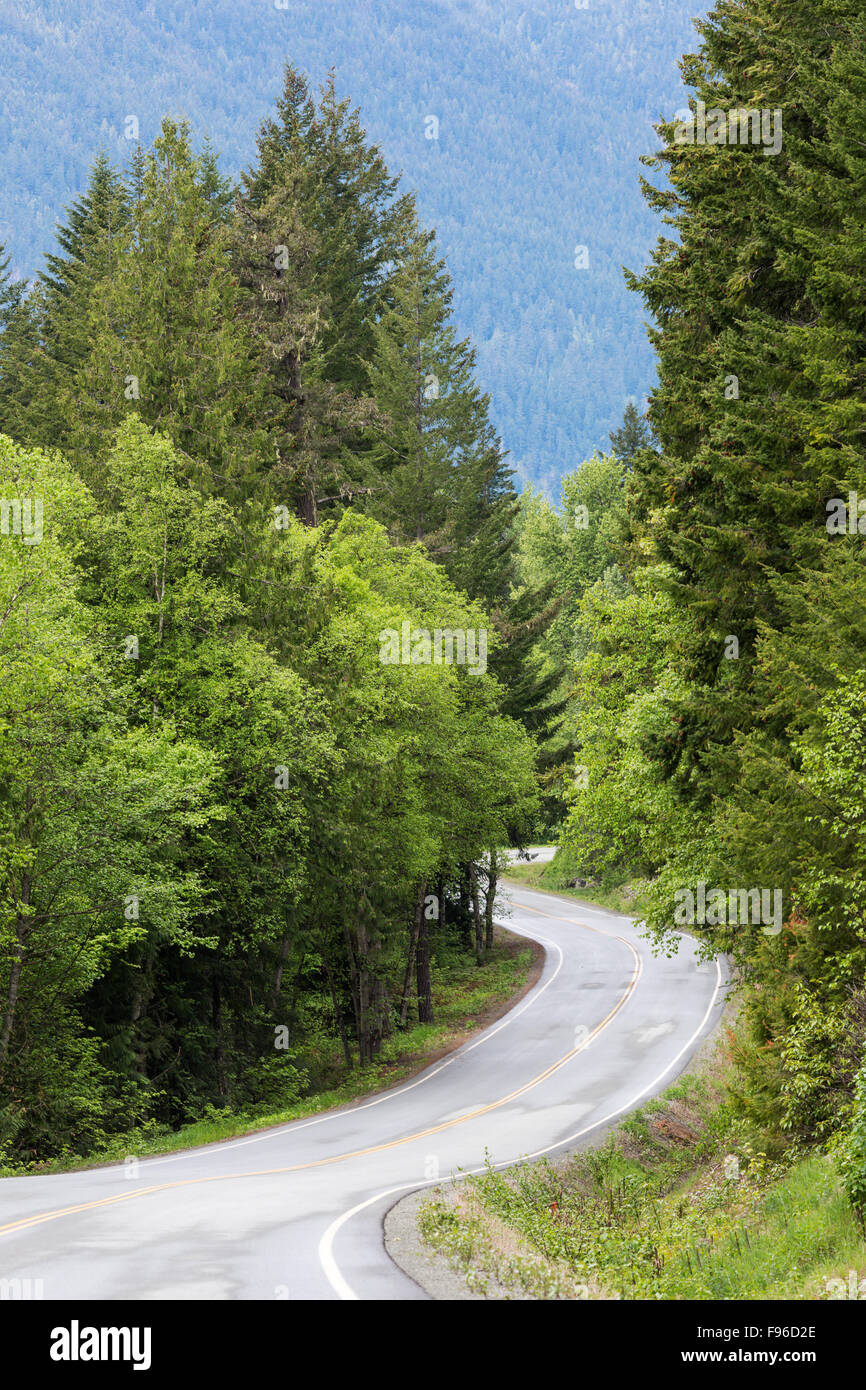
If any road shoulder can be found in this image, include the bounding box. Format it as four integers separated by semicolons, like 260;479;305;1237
383;955;736;1300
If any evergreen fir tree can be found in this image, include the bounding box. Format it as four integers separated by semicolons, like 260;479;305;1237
41;152;128;303
64;121;264;495
0;242;22;329
365;212;474;550
233;65;394;522
623;0;858;798
0;156;130;449
244;65;411;398
609;400;651;465
0;286;45;442
230;173;376;524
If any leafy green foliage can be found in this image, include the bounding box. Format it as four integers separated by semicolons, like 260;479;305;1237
839;1063;866;1223
0;71;547;1155
511;0;866;1177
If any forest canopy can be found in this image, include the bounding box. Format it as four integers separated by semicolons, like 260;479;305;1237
0;70;554;1163
512;0;866;1180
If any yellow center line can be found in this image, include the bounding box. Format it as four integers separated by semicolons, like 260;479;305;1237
0;906;640;1239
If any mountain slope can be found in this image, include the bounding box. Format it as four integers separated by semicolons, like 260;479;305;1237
0;0;704;487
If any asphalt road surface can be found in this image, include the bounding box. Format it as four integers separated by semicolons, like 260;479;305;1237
0;881;725;1300
503;844;557;864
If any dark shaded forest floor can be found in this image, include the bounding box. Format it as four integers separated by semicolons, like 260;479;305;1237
2;928;542;1177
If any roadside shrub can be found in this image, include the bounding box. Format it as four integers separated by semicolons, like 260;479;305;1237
838;1061;866;1228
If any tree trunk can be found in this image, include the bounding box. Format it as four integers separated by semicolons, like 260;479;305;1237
399;885;425;1026
0;920;24;1070
484;850;498;952
270;933;292;1010
469;861;483;963
129;945;155;1081
1;839;31;1071
348;893;386;1065
416;889;434;1024
458;868;473;952
212;974;231;1103
296;484;317;528
321;948;352;1070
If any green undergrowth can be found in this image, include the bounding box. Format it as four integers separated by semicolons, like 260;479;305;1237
1;933;536;1177
503;850;651;918
419;1053;866;1300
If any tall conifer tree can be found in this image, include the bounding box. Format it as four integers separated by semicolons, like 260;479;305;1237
64;121;262;495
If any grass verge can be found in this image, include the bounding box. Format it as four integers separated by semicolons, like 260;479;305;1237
418;1039;866;1300
1;928;541;1176
503;860;651;917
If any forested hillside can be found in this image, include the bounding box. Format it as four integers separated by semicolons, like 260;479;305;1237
0;0;703;488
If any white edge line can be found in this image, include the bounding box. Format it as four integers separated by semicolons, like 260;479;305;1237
115;883;634;1170
318;956;724;1300
123;923;566;1170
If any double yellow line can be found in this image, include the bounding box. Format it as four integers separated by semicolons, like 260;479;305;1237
0;903;639;1239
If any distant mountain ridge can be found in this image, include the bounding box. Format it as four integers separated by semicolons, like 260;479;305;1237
0;0;705;488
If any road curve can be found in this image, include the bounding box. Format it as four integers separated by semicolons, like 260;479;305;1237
0;882;725;1301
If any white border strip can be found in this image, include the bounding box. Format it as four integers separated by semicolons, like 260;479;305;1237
319;956;723;1299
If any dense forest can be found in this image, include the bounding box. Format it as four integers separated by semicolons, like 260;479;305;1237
3;0;866;1246
509;0;866;1218
0;0;703;490
0;73;565;1163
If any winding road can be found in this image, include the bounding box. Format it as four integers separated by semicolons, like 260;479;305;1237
0;877;725;1300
